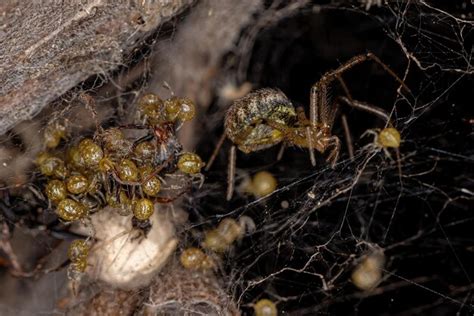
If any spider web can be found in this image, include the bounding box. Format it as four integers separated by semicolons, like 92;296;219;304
0;1;473;315
196;1;474;315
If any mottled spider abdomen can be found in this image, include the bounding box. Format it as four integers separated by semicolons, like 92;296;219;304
224;88;297;153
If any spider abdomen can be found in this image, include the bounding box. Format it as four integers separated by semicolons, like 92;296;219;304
224;88;297;153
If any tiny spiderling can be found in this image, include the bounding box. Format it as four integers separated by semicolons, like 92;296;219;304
66;175;89;194
179;247;214;270
56;198;88;221
253;298;278;316
245;171;278;198
178;152;205;174
202;217;255;253
43;120;67;149
117;159;139;182
78;138;104;167
164;97;196;122
351;250;385;291
141;175;161;197
133;198;155;221
68;239;89;262
378;127;401;148
67;239;90;280
45;179;67;203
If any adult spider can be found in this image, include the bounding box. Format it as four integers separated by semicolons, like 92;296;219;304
206;53;410;200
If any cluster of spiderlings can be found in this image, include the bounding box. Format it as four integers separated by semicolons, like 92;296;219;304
67;239;89;280
36;93;205;224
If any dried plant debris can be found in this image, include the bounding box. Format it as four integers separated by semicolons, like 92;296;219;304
140;260;240;316
0;0;193;135
64;285;143;315
66;260;240;315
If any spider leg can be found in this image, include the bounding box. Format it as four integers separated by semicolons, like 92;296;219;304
326;53;410;94
205;131;227;171
306;126;316;166
361;129;380;141
310;52;409;129
49;228;89;241
297;106;316;166
226;145;237;201
310;77;337;132
131;133;154;150
336;74;353;99
335;75;356;159
276;142;286;161
153;189;189;203
383;147;394;160
341;114;354;159
117;124;150;130
309;81;338;165
325;136;341;168
332;75;391;159
337;96;391;125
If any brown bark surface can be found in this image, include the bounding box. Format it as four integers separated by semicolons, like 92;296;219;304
0;0;192;135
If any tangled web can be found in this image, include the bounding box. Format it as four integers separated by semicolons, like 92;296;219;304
0;1;472;315
196;1;474;315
